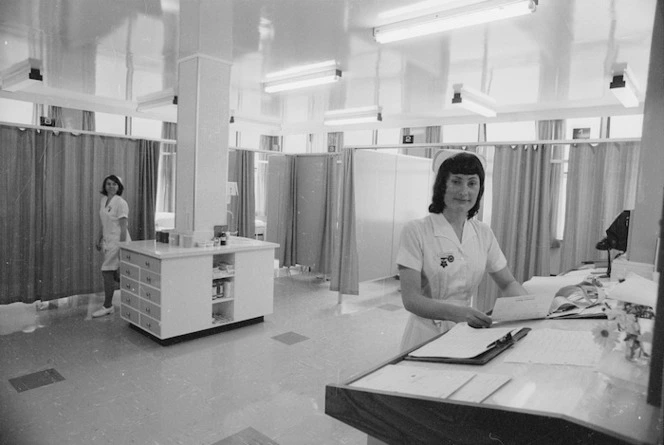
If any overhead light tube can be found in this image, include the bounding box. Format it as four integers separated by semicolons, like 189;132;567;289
451;84;497;118
0;58;43;92
374;0;537;44
324;105;383;126
263;60;342;93
610;65;640;108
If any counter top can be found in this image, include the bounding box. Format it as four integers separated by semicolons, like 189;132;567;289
326;318;662;444
121;237;279;259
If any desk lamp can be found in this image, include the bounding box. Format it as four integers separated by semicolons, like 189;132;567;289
595;210;631;278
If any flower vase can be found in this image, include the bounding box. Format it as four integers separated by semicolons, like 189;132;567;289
624;337;643;362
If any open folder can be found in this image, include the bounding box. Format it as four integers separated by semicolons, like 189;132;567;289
404;323;531;365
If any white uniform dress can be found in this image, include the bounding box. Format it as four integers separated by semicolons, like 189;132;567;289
396;212;507;351
99;195;131;271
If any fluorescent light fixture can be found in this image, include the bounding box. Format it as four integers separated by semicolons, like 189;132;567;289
0;58;43;92
324;105;382;126
610;65;640;108
374;0;537;44
451;84;497;117
136;88;178;111
263;60;342;93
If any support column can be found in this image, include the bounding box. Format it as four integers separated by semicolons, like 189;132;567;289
175;0;232;243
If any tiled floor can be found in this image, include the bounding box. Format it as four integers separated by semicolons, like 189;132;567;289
0;274;407;445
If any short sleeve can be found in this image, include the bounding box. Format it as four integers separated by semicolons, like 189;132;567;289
485;229;507;273
116;198;129;219
396;221;423;271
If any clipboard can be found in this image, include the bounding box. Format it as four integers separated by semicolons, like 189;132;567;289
404;327;531;365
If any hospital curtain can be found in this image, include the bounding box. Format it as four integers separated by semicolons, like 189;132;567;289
330;148;359;296
136;139;160;240
0;124;159;304
48;106;63;127
317;156;339;275
559;142;640;273
228;150;255;238
266;155;297;267
482;144;552;310
0;126;40;304
82;110;95;132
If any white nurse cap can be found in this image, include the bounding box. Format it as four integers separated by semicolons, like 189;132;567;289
432;149;487;173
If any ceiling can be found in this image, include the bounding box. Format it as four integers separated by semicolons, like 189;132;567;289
0;0;657;133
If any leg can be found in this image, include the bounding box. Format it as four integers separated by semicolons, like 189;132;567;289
102;270;116;308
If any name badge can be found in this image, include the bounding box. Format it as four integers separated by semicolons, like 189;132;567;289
439;252;455;268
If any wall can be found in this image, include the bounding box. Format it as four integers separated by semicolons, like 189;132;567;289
629;2;664;265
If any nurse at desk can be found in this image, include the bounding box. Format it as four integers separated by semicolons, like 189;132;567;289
397;150;528;352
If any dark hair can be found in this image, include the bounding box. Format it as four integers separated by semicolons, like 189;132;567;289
100;175;125;196
428;152;485;218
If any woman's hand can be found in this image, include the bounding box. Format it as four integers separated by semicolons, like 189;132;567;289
454;306;492;328
95;238;103;252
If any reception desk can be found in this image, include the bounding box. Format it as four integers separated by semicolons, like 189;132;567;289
325;319;661;444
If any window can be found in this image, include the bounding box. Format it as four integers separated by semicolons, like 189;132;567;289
0;98;32;125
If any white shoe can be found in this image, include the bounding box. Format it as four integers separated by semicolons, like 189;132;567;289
92;306;115;318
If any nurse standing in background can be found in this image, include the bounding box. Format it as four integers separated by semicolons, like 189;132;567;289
397;150;527;351
93;174;131;318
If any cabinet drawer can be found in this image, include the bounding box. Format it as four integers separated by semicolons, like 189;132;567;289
139;284;161;305
140;255;160;274
120;250;144;266
119;262;140;281
120;290;139;309
141;270;161;289
120;276;139;294
121;304;139;324
139;314;161;337
139;299;161;320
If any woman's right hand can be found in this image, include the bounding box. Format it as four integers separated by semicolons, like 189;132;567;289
95;239;103;252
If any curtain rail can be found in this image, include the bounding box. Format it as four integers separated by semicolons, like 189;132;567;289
349;137;641;150
0;120;177;144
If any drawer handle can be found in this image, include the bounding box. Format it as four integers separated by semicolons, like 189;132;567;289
125;297;130;303
125;284;130;289
146;292;151;298
145;261;151;267
146;322;151;328
124;312;130;318
146;277;151;283
125;270;131;275
145;307;150;313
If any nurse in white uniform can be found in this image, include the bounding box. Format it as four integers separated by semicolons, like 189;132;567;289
93;174;131;318
397;150;528;351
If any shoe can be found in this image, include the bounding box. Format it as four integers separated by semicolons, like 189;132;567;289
92;306;115;318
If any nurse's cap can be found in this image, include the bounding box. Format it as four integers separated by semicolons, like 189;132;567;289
432;149;487;174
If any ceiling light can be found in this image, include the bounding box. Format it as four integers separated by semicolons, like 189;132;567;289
374;0;537;44
0;58;43;92
610;65;640;108
136;88;178;111
324;106;382;126
263;60;342;93
451;84;496;117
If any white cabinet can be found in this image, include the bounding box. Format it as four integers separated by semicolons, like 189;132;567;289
119;237;277;340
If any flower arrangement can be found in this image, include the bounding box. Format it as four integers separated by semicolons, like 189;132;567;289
592;302;655;362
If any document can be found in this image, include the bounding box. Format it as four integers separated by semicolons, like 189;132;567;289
408;323;523;359
491;294;554;322
350;364;475;399
504;328;602;367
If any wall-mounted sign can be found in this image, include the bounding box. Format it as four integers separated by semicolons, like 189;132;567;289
573;128;590;139
328;145;336;153
402;135;414;144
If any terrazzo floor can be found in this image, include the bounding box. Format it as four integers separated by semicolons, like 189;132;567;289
0;273;407;445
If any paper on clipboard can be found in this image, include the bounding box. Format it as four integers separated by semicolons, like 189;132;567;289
408;323;520;359
491;294;554;322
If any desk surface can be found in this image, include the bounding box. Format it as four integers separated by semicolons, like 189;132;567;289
325;319;662;445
